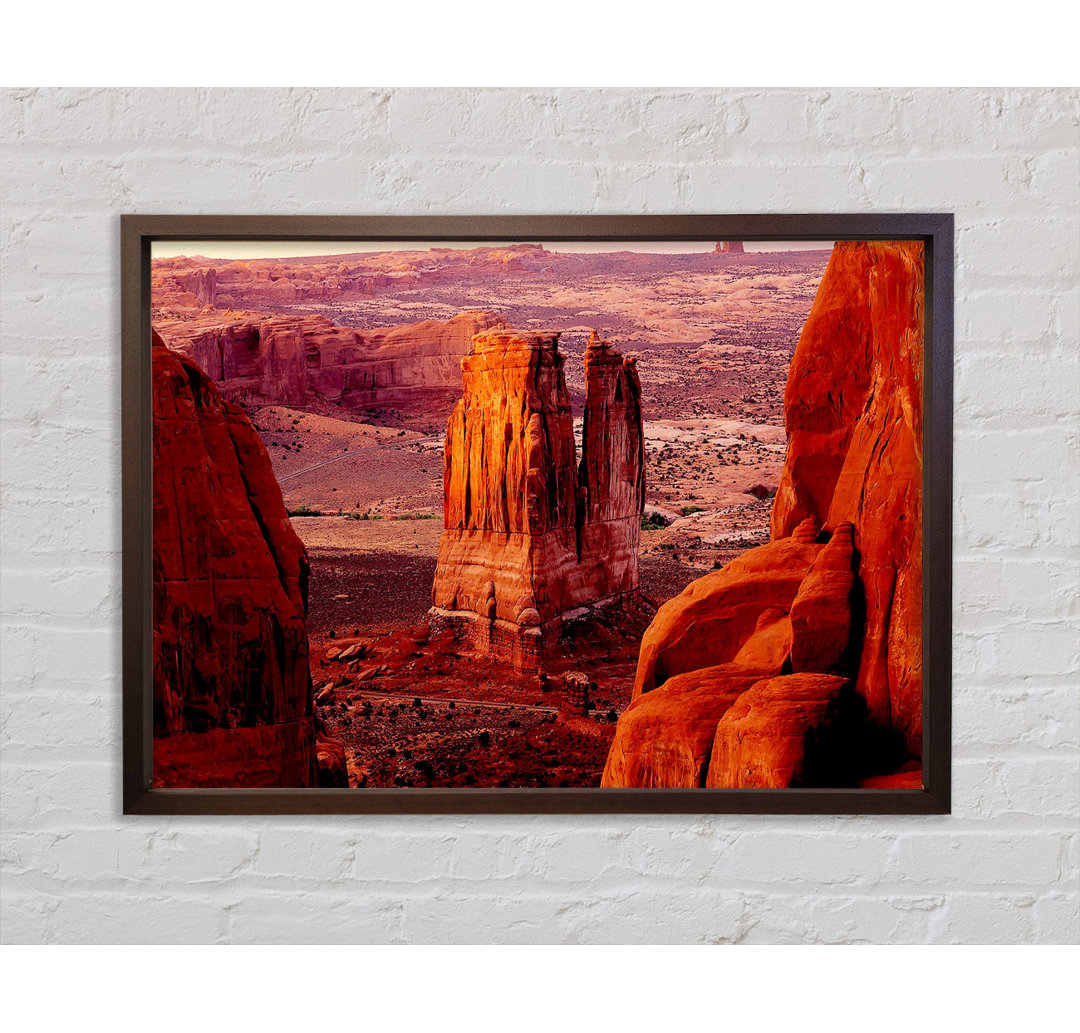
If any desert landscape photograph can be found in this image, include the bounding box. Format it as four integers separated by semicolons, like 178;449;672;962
150;236;924;792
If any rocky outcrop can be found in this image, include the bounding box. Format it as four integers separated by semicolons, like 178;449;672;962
153;309;507;409
431;329;645;668
705;674;853;787
603;240;923;788
770;240;924;751
713;241;745;254
152;332;343;787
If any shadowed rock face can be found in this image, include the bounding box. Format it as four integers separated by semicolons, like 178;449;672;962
152;333;344;787
771;240;923;751
603;240;923;788
431;329;645;665
154;309;507;408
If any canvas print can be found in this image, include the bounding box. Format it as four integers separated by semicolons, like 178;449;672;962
150;237;924;791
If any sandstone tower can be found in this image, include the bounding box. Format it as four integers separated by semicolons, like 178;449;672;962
431;328;645;669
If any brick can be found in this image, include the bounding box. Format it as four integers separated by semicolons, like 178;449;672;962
1;85;1078;946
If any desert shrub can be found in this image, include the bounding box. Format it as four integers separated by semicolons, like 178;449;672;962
477;731;491;748
641;515;667;531
288;504;323;517
606;709;618;722
680;504;705;516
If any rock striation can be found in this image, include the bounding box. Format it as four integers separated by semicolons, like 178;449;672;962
603;240;923;788
152;332;344;787
431;329;645;669
153;309;507;409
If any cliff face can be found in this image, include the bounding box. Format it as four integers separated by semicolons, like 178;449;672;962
603;240;923;788
431;329;644;666
152;333;344;787
153;309;507;409
771;240;924;751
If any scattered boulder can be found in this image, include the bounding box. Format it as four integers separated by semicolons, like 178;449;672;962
316;738;348;788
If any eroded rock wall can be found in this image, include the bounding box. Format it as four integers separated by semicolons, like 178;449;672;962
154;309;506;408
152;332;344;787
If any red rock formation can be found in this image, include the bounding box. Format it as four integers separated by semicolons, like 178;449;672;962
630;516;821;699
788;521;858;674
714;241;745;254
153;309;507;409
771;241;924;750
431;328;644;668
152;332;343;787
601;665;763;788
603;240;923;788
705;674;851;788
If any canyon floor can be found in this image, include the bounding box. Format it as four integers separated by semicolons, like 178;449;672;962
154;245;830;787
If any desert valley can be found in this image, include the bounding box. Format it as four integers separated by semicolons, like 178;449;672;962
151;239;924;791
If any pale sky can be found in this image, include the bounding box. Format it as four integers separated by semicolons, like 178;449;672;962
151;240;834;260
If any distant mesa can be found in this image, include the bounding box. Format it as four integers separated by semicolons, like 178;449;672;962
153;309;507;409
430;328;645;670
714;240;745;254
602;240;924;789
151;332;345;787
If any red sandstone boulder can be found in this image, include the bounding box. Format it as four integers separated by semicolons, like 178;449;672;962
601;665;763;788
316;738;348;788
152;333;320;788
705;673;850;788
631;517;821;699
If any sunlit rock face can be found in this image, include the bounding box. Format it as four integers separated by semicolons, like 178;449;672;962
431;329;645;669
152;333;344;787
603;240;923;787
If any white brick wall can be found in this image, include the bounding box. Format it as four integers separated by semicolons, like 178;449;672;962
1;87;1077;944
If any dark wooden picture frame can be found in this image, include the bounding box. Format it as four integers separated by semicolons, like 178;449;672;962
122;214;953;815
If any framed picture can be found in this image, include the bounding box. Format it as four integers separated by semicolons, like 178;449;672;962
122;214;952;814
